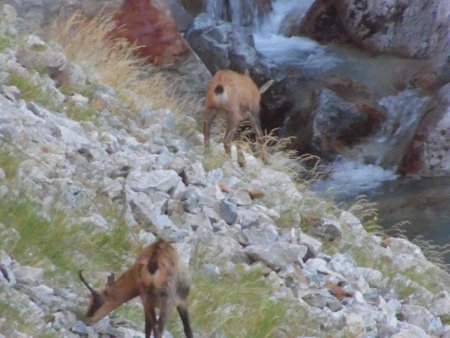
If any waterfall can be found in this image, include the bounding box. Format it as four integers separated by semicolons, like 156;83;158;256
204;0;315;32
205;0;258;27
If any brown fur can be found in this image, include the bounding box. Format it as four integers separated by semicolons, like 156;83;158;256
204;69;270;167
80;240;192;338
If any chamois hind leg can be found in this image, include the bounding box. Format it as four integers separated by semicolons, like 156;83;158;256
247;109;268;164
224;110;246;166
203;109;218;154
156;298;175;338
141;293;157;338
177;301;193;338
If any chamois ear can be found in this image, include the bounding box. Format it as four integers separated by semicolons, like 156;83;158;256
107;273;115;286
244;68;250;76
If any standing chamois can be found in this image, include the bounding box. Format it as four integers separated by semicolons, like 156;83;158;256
204;69;273;167
79;239;193;338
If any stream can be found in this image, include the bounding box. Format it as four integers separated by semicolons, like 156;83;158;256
205;0;450;264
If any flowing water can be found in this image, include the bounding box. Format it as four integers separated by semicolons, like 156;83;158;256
204;0;450;264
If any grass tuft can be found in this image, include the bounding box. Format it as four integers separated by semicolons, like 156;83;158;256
0;195;133;283
7;72;59;110
181;268;285;337
0;146;21;179
49;11;200;117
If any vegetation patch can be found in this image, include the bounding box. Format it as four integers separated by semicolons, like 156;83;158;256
170;267;318;337
0;146;21;180
65;102;99;122
7;72;59;110
0;196;133;284
0;36;11;52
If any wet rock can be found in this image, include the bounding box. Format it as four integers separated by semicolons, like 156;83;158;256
310;88;385;159
300;0;450;58
185;13;257;74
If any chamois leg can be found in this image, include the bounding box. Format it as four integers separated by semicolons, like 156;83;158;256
224;111;244;165
177;302;193;338
142;294;157;338
156;299;174;338
235;130;246;168
247;110;268;164
203;109;218;154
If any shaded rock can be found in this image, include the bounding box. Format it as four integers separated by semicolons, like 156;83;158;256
242;223;279;245
220;198;238;225
391;324;430;338
430;290;450;318
310;218;342;242
183;162;207;186
12;265;44;285
198;234;248;265
112;0;189;66
185;13;256;74
243;242;307;270
236;208;260;228
126;169;183;195
303;290;343;312
400;304;443;336
54;62;87;89
310;88;385;159
16;36;68;73
401;82;450;176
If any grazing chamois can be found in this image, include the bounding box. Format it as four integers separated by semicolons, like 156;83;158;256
79;240;193;338
204;69;273;167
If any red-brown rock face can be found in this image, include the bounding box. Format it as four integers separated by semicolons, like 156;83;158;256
112;0;189;66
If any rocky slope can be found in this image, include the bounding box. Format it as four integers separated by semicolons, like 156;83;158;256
1;4;450;338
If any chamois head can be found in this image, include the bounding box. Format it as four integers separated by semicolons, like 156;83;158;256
79;270;122;323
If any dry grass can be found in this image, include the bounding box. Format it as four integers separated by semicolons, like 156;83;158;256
49;11;199;116
238;129;325;184
347;195;382;234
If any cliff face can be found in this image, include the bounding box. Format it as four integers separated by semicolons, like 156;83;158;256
1;3;450;338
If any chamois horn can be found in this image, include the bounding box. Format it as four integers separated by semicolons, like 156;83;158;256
79;269;100;296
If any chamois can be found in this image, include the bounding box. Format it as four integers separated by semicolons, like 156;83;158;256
79;239;193;338
204;69;273;167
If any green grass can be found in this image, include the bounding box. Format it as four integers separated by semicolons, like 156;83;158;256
7;72;60;111
0;146;21;179
66;102;99;122
169;267;318;338
0;292;57;337
0;196;133;283
0;36;11;53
